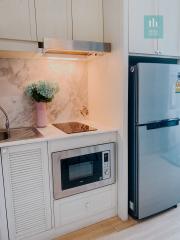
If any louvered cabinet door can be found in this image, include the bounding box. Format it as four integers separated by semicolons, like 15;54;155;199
0;155;9;240
1;142;52;240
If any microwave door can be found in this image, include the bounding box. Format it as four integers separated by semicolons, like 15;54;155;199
60;153;103;191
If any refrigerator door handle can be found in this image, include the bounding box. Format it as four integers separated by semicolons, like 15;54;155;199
146;119;180;130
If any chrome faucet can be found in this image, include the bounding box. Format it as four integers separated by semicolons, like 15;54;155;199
0;105;10;136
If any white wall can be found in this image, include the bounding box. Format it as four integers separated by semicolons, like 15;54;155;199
88;0;129;220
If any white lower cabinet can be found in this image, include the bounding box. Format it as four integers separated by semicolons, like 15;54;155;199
1;142;52;240
0;155;9;240
54;185;117;229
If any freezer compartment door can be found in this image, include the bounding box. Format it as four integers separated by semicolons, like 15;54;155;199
138;63;180;124
138;123;180;219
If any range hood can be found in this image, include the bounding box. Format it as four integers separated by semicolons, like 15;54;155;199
39;38;111;59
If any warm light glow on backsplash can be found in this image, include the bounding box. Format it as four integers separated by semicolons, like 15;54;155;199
47;56;81;61
0;58;88;128
44;53;87;61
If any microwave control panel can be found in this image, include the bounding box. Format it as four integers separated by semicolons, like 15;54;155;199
102;151;111;179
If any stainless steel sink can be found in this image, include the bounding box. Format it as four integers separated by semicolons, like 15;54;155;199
0;130;9;141
0;127;42;143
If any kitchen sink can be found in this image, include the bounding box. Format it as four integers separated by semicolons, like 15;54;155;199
0;130;9;141
0;127;42;143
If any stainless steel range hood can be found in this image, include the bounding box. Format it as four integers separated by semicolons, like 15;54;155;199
39;38;111;58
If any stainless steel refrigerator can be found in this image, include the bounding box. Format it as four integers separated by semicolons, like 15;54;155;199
128;63;180;219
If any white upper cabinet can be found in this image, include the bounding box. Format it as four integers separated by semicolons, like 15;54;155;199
0;0;104;44
35;0;72;42
0;0;36;41
158;0;180;57
1;142;52;240
129;0;158;55
129;0;180;57
72;0;104;42
36;0;104;42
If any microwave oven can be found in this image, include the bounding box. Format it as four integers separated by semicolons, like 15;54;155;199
52;143;116;199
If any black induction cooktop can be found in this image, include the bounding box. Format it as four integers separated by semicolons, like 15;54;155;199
53;122;97;134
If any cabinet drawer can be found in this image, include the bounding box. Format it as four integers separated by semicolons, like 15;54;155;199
55;198;87;226
89;188;115;216
54;185;116;227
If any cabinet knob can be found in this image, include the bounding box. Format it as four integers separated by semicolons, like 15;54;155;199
2;148;7;154
85;202;90;209
156;50;162;55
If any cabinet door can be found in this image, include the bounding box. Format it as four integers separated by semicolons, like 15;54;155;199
72;0;103;42
129;0;158;55
35;0;72;41
158;0;180;57
1;142;52;240
0;0;36;41
0;155;9;240
54;185;116;228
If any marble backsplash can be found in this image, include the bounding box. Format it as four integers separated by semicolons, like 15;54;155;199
0;58;88;128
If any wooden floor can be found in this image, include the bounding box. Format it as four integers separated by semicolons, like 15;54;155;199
100;207;180;240
54;217;137;240
55;207;180;240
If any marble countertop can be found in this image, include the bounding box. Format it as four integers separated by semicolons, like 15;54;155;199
0;121;118;148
